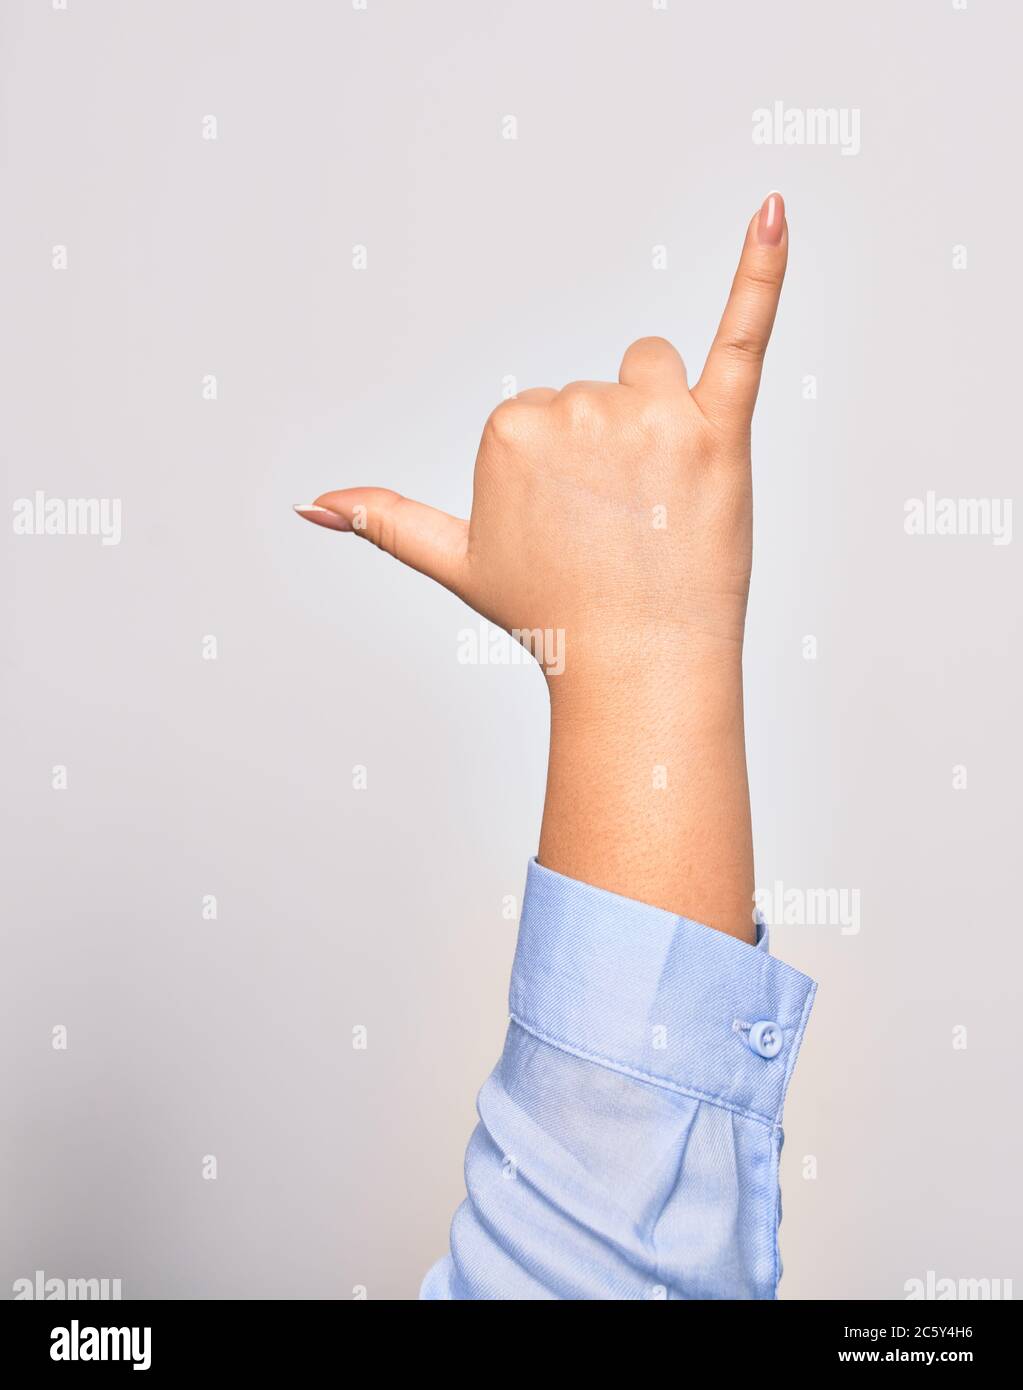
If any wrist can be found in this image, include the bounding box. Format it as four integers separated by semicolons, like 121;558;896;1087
538;643;754;942
546;626;745;730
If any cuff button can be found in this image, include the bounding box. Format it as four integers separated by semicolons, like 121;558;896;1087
748;1020;783;1059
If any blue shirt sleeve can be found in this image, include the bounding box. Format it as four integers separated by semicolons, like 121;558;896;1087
421;859;817;1300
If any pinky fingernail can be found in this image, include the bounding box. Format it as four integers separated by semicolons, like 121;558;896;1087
757;191;785;246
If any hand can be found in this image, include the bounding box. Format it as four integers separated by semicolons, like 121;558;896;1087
297;193;788;939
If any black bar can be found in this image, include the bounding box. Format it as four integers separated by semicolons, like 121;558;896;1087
2;1298;1008;1378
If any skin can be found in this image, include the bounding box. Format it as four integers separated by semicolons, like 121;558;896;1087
297;193;788;943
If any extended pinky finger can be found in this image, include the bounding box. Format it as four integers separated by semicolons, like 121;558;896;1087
692;192;788;431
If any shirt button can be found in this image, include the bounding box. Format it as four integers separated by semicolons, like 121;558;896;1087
748;1020;783;1058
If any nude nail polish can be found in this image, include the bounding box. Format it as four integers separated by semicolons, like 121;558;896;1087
293;504;353;532
757;191;785;246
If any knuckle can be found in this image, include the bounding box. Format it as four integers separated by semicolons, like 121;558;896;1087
378;515;397;556
375;499;403;554
740;266;783;293
485;400;530;445
361;505;389;553
722;332;766;365
557;383;603;427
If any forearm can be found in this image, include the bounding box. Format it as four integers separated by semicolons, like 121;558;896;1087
539;641;755;942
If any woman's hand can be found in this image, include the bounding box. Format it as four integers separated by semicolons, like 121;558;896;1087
297;192;788;939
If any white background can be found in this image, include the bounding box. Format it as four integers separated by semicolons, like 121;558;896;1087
2;0;1020;1299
